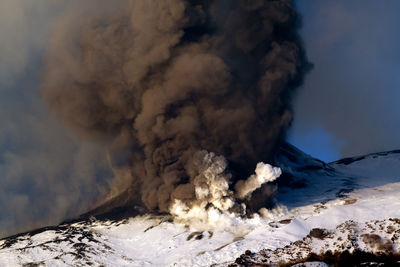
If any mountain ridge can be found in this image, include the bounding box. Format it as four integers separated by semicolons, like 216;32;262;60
1;142;400;266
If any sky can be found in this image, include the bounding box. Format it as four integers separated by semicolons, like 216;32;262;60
290;0;400;162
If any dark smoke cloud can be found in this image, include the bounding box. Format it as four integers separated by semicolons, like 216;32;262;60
42;0;309;214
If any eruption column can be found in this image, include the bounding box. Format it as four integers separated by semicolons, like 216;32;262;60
41;0;310;220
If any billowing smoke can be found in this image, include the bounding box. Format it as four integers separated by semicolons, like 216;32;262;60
41;0;309;224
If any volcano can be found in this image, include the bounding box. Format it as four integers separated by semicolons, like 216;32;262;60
1;143;400;266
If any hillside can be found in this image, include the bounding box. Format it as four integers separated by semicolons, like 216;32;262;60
1;144;400;266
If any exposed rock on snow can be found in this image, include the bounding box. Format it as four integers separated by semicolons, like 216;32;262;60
231;218;400;266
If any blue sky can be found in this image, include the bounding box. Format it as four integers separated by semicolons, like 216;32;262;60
289;0;400;162
288;126;344;163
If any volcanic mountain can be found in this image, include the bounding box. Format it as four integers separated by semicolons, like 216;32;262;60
1;143;400;266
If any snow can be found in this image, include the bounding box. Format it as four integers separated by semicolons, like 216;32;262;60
0;150;400;266
293;263;328;267
332;151;400;188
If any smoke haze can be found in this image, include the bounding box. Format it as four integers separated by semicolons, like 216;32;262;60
291;0;400;159
0;0;115;238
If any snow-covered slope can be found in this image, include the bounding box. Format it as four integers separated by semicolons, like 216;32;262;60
1;145;400;266
275;143;400;209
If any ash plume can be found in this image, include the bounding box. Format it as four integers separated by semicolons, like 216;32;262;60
41;0;310;218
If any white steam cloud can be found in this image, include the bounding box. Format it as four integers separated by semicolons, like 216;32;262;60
170;151;281;232
236;163;282;199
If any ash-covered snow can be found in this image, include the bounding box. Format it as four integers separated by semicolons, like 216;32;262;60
1;147;400;266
